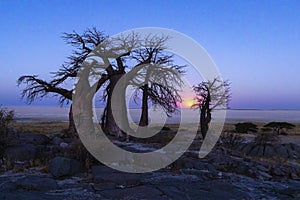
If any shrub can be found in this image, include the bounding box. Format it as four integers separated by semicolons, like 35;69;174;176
0;107;14;157
0;107;14;136
254;132;279;144
220;132;245;149
161;126;171;131
235;122;258;133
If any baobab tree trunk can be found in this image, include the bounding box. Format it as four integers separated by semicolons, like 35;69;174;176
72;64;96;139
72;95;95;137
139;84;149;126
200;107;211;139
104;74;130;138
66;104;77;138
200;92;211;139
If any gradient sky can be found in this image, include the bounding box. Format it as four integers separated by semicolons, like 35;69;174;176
0;0;299;109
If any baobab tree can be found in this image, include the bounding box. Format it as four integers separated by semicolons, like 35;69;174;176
192;77;231;139
127;37;185;126
18;27;187;139
18;28;136;138
18;28;106;138
96;34;185;136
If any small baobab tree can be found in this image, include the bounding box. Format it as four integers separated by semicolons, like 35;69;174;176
192;77;231;139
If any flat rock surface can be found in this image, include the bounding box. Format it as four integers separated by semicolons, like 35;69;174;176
1;135;300;199
16;175;58;190
1;165;300;200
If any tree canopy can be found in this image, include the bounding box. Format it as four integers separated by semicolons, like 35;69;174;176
192;77;231;139
18;27;185;139
264;122;295;135
235;122;258;133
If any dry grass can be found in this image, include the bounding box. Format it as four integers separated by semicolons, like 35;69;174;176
164;123;300;135
7;121;300;137
292;124;300;135
10;121;68;135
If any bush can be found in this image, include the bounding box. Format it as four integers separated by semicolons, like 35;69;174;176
235;122;258;133
220;132;245;149
254;132;279;144
0;107;14;157
161;126;171;131
0;107;14;136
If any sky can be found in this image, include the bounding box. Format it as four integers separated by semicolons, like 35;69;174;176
0;0;299;109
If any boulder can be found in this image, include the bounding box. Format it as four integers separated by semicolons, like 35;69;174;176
291;173;300;180
184;160;194;169
241;143;254;154
235;143;247;151
193;161;206;170
50;156;82;178
257;171;272;180
63;138;73;143
272;168;286;176
274;145;289;159
248;145;261;156
238;143;300;160
286;143;300;158
19;133;49;145
256;164;269;172
232;164;249;175
48;133;62;140
205;163;218;174
293;144;300;158
173;159;185;169
263;145;275;158
3;144;37;161
59;142;69;148
52;137;64;145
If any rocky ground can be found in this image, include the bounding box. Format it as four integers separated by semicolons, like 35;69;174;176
1;128;300;199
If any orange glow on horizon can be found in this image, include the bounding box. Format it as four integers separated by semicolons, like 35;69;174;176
183;99;195;108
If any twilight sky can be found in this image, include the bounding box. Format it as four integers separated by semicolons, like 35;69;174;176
0;0;299;109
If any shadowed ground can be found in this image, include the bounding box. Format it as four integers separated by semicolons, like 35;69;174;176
0;121;300;199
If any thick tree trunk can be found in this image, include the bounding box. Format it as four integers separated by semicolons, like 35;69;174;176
200;108;208;139
200;91;212;139
72;96;95;138
104;74;130;138
72;68;95;139
66;104;77;138
200;105;211;139
139;84;149;126
100;106;107;131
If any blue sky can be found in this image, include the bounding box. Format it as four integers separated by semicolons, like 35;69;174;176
0;0;299;109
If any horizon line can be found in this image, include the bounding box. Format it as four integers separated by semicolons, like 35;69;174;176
3;105;300;111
